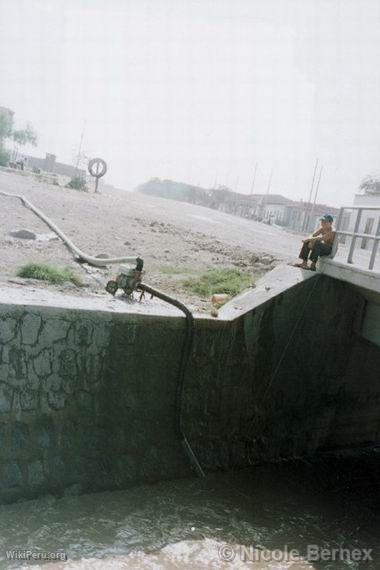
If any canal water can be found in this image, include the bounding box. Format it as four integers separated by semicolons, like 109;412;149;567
0;450;378;569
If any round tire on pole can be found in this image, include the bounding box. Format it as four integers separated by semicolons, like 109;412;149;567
88;158;107;192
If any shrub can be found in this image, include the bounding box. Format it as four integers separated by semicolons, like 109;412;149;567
0;145;10;167
66;176;87;191
182;268;252;298
17;263;83;286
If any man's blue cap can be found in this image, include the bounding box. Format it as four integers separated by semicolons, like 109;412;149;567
320;214;334;223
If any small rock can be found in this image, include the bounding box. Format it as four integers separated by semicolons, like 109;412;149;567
260;256;273;265
10;229;37;240
95;253;110;259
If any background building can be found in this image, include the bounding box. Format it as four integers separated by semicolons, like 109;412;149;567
137;179;339;233
352;183;380;250
25;152;86;185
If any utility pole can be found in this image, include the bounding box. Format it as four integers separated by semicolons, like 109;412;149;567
266;168;273;198
263;168;273;221
250;161;258;194
74;121;86;178
302;158;319;232
309;165;324;228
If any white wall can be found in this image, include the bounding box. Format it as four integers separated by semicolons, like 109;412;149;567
262;204;287;224
352;193;380;250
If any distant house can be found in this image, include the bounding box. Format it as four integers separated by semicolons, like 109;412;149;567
353;182;380;250
284;201;340;234
136;178;339;234
250;194;294;225
25;152;86;184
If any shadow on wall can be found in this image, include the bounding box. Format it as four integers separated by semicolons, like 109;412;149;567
0;274;379;503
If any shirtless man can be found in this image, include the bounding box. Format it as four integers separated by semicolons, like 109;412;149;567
296;214;335;271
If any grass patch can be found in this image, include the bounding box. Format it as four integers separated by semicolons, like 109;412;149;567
17;263;83;287
182;268;252;298
159;264;189;275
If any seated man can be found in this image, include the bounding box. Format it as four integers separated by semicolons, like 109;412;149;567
296;214;335;271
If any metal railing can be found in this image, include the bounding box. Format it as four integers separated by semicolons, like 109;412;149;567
334;206;380;270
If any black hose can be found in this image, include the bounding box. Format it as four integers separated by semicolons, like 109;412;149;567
137;283;205;478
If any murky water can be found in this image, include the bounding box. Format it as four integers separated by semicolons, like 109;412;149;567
0;451;378;569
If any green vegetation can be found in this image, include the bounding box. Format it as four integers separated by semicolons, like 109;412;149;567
159;264;189;275
182;268;252;298
0;146;10;167
0;109;37;166
360;175;380;194
17;263;83;287
66;176;88;191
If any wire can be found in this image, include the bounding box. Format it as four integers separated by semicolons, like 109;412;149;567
262;275;320;401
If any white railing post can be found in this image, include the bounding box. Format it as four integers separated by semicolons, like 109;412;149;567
369;217;380;270
347;208;362;264
335;207;344;231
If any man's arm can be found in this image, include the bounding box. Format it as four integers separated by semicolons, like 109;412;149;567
303;228;322;243
320;230;335;246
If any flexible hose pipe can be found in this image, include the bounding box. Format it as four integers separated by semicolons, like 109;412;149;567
137;283;205;478
0;190;138;267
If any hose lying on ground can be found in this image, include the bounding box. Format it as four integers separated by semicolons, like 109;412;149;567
0;190;138;267
137;283;206;479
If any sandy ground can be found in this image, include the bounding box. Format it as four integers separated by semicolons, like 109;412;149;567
0;169;303;312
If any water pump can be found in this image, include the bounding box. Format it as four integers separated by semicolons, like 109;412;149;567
105;257;144;297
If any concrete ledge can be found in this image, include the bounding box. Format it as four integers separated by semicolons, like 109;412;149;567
318;258;380;294
219;264;316;320
0;265;316;324
0;284;187;319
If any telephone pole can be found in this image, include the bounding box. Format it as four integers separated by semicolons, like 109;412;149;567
266;167;273;198
250;161;258;194
74;120;86;178
309;165;324;226
302;158;319;232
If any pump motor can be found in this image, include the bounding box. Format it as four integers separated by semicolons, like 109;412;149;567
105;257;144;297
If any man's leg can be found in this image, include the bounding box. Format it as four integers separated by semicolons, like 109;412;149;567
309;242;332;269
297;242;311;267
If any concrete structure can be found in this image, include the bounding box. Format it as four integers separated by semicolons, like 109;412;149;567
352;186;380;251
0;265;378;504
248;194;293;225
324;205;380;271
284;201;340;233
24;153;86;185
319;203;380;342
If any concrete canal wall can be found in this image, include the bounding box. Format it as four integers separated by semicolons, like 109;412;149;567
0;268;379;503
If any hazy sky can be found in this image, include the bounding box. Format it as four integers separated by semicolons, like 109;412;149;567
1;0;380;206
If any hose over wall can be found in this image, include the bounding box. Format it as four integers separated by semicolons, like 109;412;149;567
0;190;137;267
137;282;205;478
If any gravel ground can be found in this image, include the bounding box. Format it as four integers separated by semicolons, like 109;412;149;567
0;169;302;312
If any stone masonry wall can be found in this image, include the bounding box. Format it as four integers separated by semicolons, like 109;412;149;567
0;275;379;503
184;276;380;470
